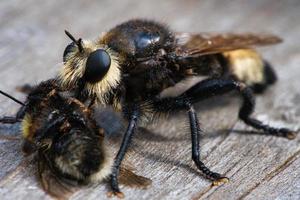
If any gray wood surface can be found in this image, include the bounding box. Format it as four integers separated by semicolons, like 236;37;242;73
0;0;300;199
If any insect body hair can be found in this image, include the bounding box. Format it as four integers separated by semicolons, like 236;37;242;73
59;39;121;104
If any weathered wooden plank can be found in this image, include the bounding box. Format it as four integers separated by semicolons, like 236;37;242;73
0;0;299;200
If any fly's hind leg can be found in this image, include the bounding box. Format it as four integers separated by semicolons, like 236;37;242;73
151;78;296;187
182;78;296;139
238;85;296;139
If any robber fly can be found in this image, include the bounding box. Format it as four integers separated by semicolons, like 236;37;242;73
59;19;296;197
0;79;151;199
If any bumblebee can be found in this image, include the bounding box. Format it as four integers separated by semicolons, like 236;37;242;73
59;19;297;197
0;80;150;199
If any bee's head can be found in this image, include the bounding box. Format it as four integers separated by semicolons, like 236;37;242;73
60;31;120;103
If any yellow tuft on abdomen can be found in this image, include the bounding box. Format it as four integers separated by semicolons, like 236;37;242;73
21;114;33;139
223;49;264;85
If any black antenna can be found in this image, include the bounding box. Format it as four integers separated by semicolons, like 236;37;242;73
64;30;84;52
0;90;25;106
77;38;83;52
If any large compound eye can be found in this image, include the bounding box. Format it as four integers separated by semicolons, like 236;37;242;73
63;42;76;62
84;49;111;83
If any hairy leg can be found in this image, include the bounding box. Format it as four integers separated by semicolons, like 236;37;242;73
187;102;229;185
154;78;295;139
108;108;139;198
150;78;295;184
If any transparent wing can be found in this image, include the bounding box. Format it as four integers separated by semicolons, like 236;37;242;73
175;32;282;56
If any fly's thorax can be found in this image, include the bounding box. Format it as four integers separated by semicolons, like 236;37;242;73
100;19;175;64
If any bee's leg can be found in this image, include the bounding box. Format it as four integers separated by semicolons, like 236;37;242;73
187;102;229;185
182;79;296;139
0;88;26;124
0;116;21;124
0;105;26;124
108;109;139;198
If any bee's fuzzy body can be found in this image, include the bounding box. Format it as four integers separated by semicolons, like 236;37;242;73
16;79;113;197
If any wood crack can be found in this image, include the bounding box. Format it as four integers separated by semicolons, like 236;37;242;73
239;148;300;199
0;135;20;141
0;157;33;187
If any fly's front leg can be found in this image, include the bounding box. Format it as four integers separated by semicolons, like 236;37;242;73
108;108;139;198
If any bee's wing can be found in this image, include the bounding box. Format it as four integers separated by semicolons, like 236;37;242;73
175;32;282;56
119;166;152;189
38;157;78;200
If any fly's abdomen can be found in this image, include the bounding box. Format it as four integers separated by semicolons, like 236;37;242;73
174;49;277;93
223;49;277;93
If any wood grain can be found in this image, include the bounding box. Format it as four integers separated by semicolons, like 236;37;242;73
0;0;300;200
